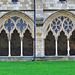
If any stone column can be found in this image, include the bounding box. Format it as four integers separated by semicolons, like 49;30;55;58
8;34;11;57
55;38;58;56
67;38;70;56
8;40;11;57
20;37;23;57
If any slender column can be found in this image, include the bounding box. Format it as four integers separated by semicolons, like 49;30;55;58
67;38;70;56
20;37;23;56
8;34;11;57
8;40;11;56
55;38;58;56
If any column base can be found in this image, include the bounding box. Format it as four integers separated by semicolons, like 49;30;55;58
8;55;11;57
20;55;23;57
67;54;70;56
55;54;58;56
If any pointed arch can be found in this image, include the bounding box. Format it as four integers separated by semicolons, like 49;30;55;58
23;29;33;56
58;31;67;55
0;10;34;38
43;10;75;39
70;30;75;55
0;30;8;56
11;29;21;56
44;10;75;26
45;31;55;56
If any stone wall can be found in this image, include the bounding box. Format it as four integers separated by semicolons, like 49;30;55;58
0;0;75;21
0;0;34;10
0;0;75;58
43;0;75;9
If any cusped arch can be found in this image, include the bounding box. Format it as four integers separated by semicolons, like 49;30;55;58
0;10;34;38
43;10;75;39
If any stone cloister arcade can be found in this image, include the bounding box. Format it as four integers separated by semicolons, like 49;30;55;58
43;11;75;57
0;10;75;60
0;11;34;57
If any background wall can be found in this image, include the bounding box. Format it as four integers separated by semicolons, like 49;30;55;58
0;0;75;57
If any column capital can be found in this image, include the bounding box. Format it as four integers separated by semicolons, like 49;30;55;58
67;37;70;40
55;37;58;41
8;34;11;41
20;37;23;40
67;38;69;40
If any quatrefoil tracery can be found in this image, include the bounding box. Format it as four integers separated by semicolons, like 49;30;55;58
46;16;73;36
4;19;14;33
63;18;73;34
16;19;27;33
51;18;61;33
1;17;32;35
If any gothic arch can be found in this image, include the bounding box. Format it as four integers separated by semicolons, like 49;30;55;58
45;31;55;56
0;30;8;56
0;11;34;57
58;31;67;55
23;29;33;56
11;29;21;56
0;10;34;39
70;30;75;55
43;10;75;39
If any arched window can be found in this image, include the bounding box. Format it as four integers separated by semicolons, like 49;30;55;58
12;0;18;3
11;30;20;56
70;31;75;55
0;30;8;56
58;31;67;55
59;0;66;1
23;30;33;56
45;31;55;56
59;0;66;3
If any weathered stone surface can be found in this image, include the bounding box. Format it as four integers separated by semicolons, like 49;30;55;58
0;0;75;61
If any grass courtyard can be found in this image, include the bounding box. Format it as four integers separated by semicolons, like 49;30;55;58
0;61;75;75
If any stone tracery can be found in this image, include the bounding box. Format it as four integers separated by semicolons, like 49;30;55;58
63;18;73;34
44;16;74;56
0;13;34;57
16;19;27;33
0;16;33;38
4;19;14;33
51;18;61;34
46;16;74;38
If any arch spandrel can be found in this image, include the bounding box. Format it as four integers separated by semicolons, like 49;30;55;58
0;11;34;39
44;10;75;26
0;25;3;33
43;10;75;39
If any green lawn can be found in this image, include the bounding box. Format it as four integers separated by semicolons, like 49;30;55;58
0;61;75;75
